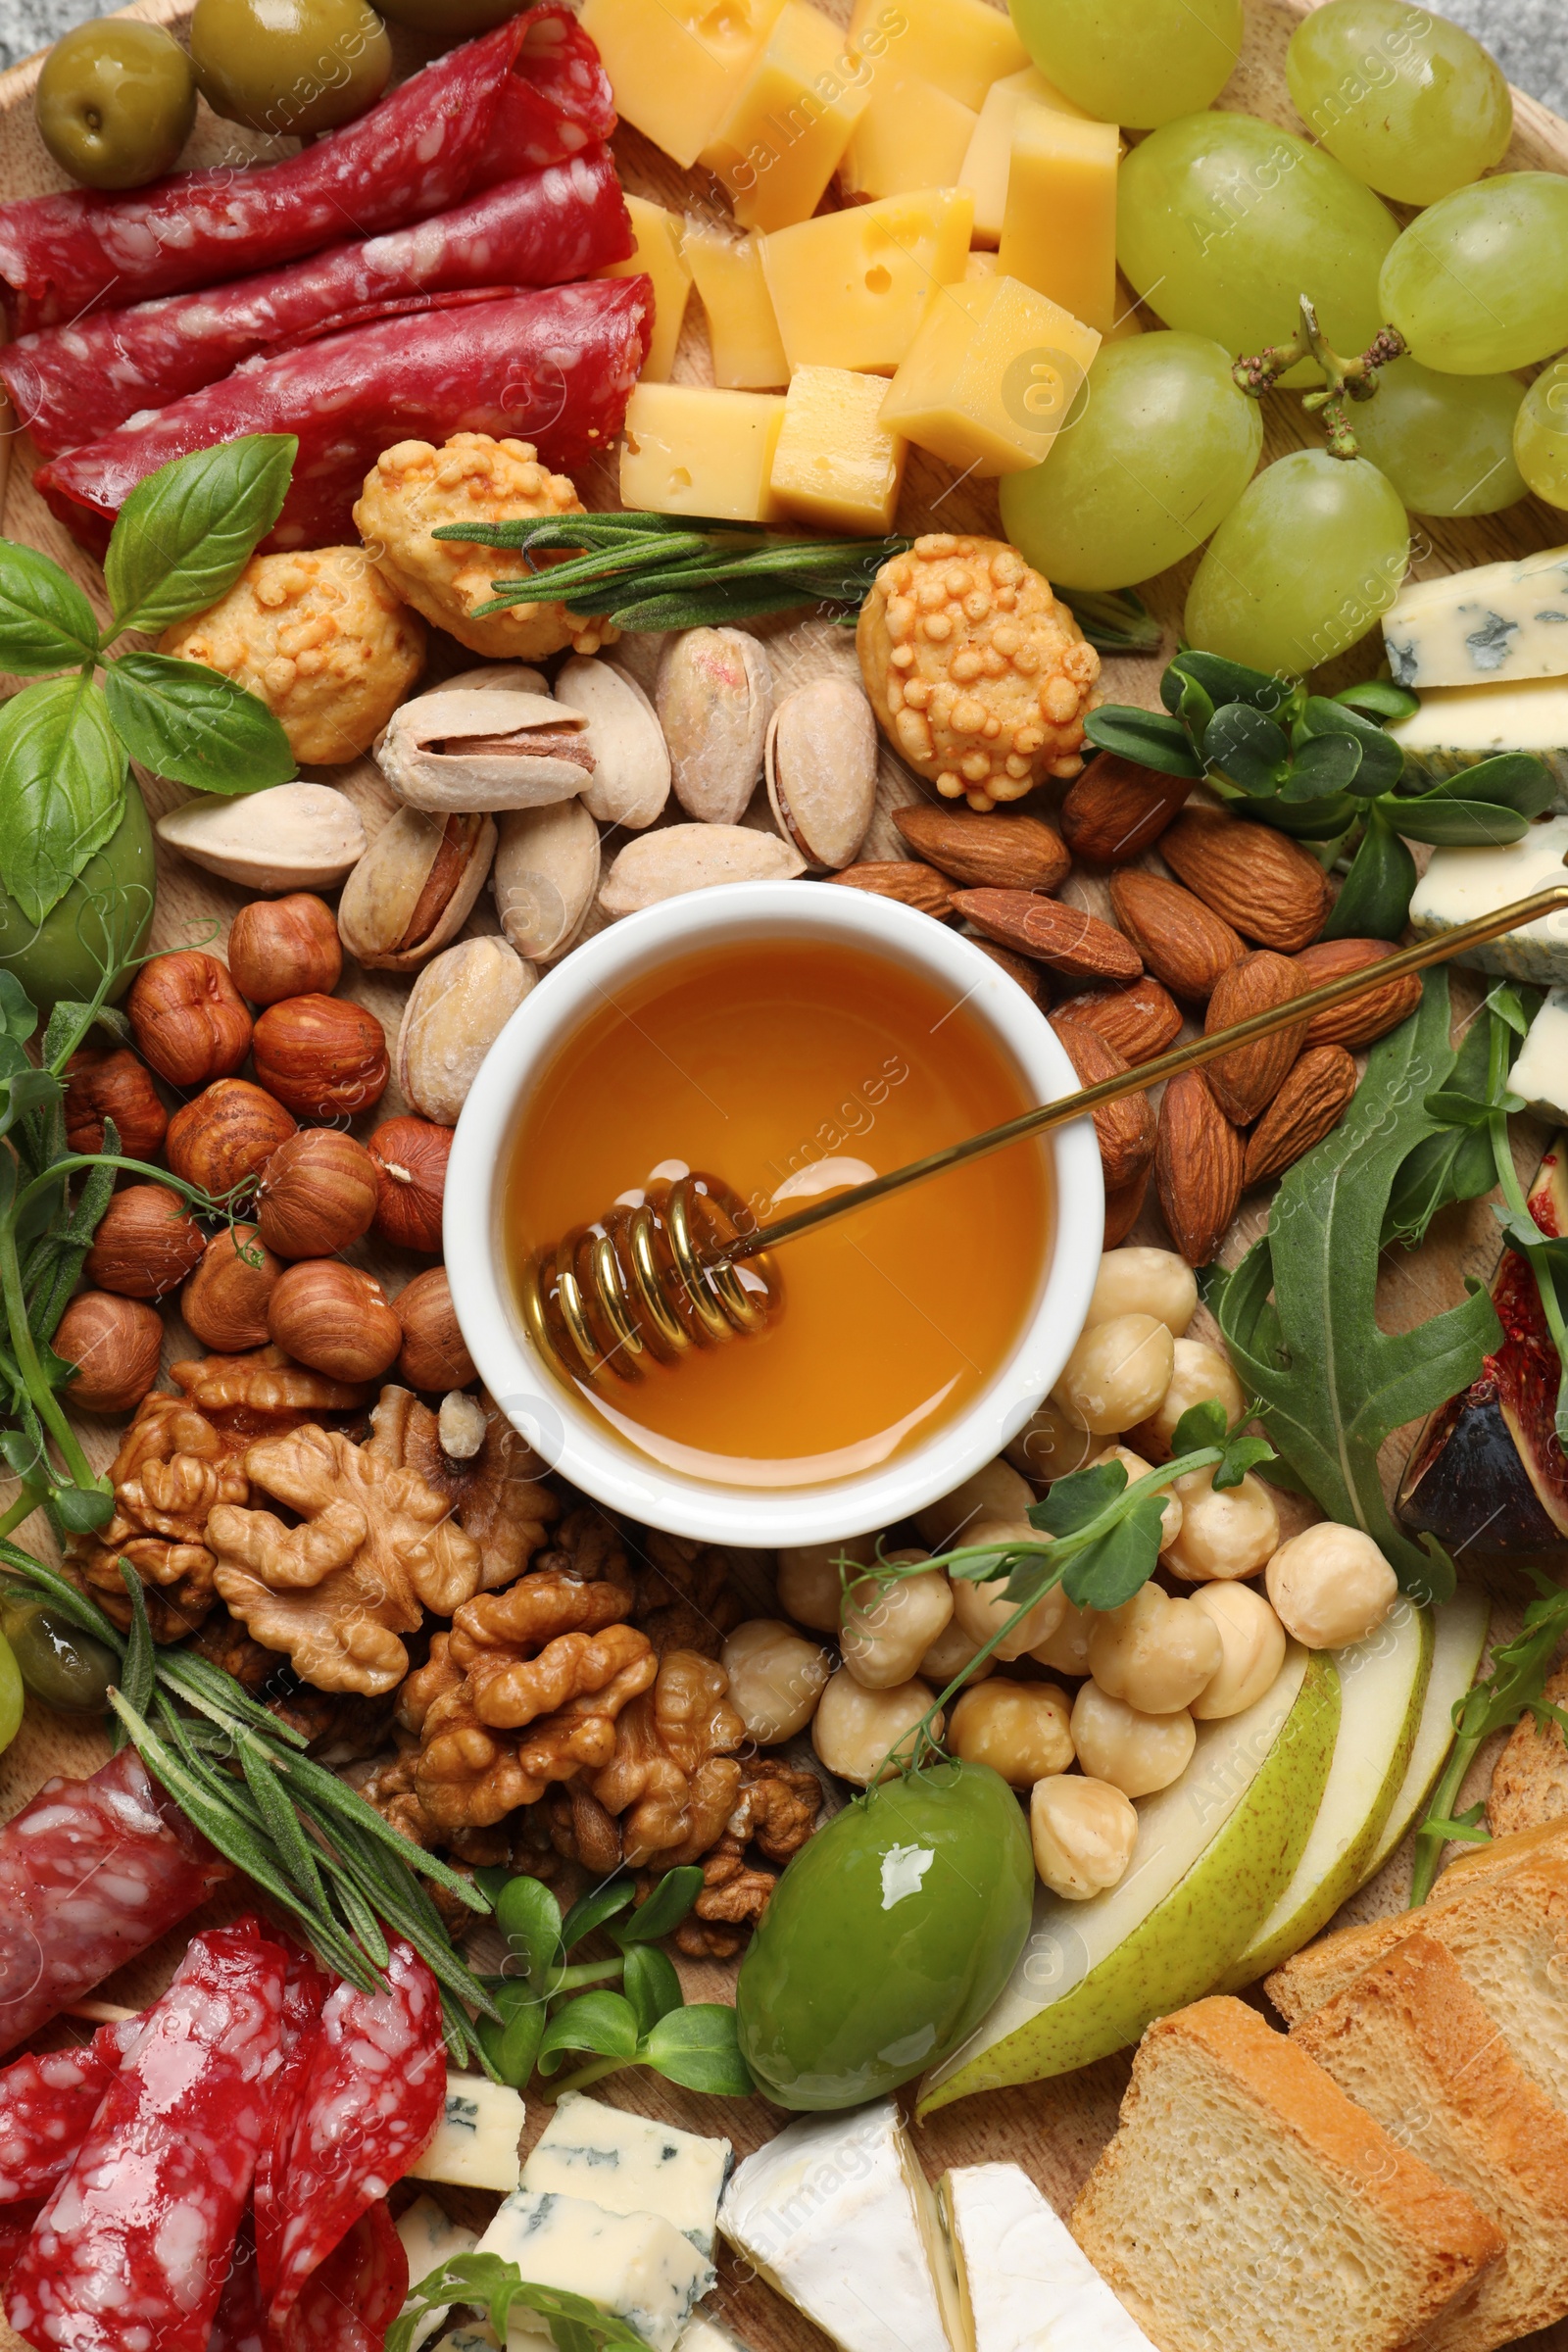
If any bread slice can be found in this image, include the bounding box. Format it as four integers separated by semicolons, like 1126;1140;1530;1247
1488;1669;1568;1835
1294;1932;1568;2350
1070;1996;1500;2352
1265;1857;1568;2115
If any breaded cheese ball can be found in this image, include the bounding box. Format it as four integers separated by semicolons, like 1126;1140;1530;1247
160;547;425;765
857;534;1101;811
355;433;615;662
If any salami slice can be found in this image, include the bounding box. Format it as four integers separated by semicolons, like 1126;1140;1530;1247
37;279;654;557
285;2203;409;2352
0;2202;42;2288
0;1746;229;2059
0;2014;141;2203
0;9;612;331
208;2216;270;2352
254;1946;333;2305
1;152;633;459
269;1941;445;2333
8;1920;285;2352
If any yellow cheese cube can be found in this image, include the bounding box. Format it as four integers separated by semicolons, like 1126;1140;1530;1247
842;74;977;202
961;67;1097;247
848;0;1027;112
580;0;785;170
686;227;790;388
620;383;788;522
999;105;1119;336
771;366;908;532
761;187;974;374
703;3;870;234
597;197;693;382
965;251;1001;281
878;272;1101;476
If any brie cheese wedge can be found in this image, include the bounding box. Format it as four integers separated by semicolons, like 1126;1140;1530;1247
940;2164;1158;2352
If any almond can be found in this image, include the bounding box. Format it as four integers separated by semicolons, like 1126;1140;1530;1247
1244;1046;1359;1187
1058;755;1192;866
1054;975;1183;1065
1293;938;1423;1049
1104;1166;1151;1250
953;889;1142;983
1051;1017;1156;1193
830;861;956;917
1156;1071;1243;1266
893;805;1071;893
968;939;1046;1002
1159;808;1331;954
1108;870;1244;1002
1202;952;1308;1126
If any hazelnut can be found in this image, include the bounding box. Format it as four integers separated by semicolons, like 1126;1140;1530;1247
395;1266;475;1392
227;894;343;1005
252;995;390;1122
166;1080;297;1197
368;1116;451;1253
63;1049;168;1161
268;1259;402;1381
256;1130;379;1259
83;1185;206;1299
127;952;252;1089
181;1224;281;1352
53;1292;164;1413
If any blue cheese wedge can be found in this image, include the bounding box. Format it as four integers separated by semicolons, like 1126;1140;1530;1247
939;2164;1157;2352
397;2196;480;2352
1407;814;1568;983
521;2093;732;2253
1508;985;1568;1120
407;2074;526;2194
475;2187;714;2352
1390;676;1568;794
1384;547;1568;688
718;2098;959;2352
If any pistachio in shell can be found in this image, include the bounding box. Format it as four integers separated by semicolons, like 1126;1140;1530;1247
337;808;497;972
599;826;806;919
557;655;671;831
766;676;879;870
656;627;773;826
397;935;535;1126
374;687;594;811
494;799;601;962
156;783;365;894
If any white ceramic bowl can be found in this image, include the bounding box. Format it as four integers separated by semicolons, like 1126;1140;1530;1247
444;880;1103;1545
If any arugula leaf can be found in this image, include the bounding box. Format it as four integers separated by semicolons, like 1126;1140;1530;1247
104;655;293;795
1209;972;1501;1603
104;435;297;636
0;675;126;924
0;541;100;673
1383;1004;1502;1248
642;2004;754;2097
389;2255;651;2352
1061;1490;1172;1610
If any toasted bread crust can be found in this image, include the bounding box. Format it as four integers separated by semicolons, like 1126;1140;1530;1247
1488;1673;1568;1837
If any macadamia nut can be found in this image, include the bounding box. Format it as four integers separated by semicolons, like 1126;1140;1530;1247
1162;1469;1280;1584
721;1620;832;1743
1054;1313;1174;1437
915;1457;1032;1551
1089;1247;1199;1339
950;1678;1073;1787
1094;1445;1182;1547
920;1618;998;1688
1088;1585;1223;1715
1133;1337;1247;1461
949;1521;1066;1659
778;1534;877;1633
1265;1524;1398;1650
1070;1681;1196;1797
812;1668;939;1786
1031;1596;1099;1678
843;1566;954;1690
1031;1775;1139;1899
1190;1584;1288;1719
1005;1400;1097;1483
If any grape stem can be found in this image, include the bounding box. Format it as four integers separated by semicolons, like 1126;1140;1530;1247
1233;294;1408;460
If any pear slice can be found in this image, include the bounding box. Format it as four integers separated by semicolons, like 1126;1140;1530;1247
1215;1597;1434;1992
917;1643;1338;2114
1357;1586;1491;1888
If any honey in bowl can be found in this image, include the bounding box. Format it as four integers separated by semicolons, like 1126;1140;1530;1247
505;932;1053;1489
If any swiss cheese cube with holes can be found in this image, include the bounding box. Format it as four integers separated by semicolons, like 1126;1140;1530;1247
579;0;785;168
620;384;789;524
880;275;1102;476
760;188;974;374
771;367;908;534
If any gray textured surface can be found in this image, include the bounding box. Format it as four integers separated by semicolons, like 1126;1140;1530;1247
0;0;1563;117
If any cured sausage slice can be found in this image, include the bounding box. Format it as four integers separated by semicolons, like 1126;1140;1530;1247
286;2202;410;2352
468;4;617;188
0;2014;141;2202
0;1746;228;2059
1;152;633;459
36;280;654;557
254;1945;333;2305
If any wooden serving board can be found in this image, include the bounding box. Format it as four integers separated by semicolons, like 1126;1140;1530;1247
2;4;1568;2347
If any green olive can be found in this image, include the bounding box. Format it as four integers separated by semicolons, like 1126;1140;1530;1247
0;781;155;1009
735;1759;1035;2110
0;1629;22;1753
0;1599;118;1717
374;0;523;29
190;0;393;138
35;23;197;192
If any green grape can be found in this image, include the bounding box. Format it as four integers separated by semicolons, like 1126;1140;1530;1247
1381;176;1568;373
1286;1;1511;205
1350;357;1526;516
1118;115;1398;385
1005;0;1243;129
999;333;1262;591
0;1629;22;1755
1185;450;1409;678
1514;359;1568;509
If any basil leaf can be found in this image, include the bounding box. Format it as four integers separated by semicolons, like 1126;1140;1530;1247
615;1865;703;1945
0;675;126;925
1028;1458;1128;1537
494;1875;563;1989
621;1942;683;2038
1082;705;1203;779
0;541;99;674
1202;703;1291;793
1381;795;1529;849
103;655;293;795
1061;1491;1169;1611
1322;812;1417;941
642;2003;755;2097
537;1991;640;2073
104;435;297;636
